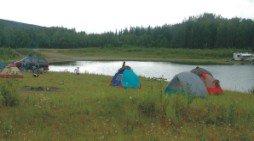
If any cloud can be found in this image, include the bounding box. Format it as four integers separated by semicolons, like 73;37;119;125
1;0;254;33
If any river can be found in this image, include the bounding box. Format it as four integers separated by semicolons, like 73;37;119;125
49;61;254;92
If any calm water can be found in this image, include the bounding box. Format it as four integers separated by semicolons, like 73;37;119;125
49;61;254;92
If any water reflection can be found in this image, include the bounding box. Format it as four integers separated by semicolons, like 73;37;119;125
49;61;254;92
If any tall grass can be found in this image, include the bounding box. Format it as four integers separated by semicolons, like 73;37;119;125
0;79;20;107
0;72;253;140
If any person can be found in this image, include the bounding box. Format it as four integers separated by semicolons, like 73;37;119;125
111;62;126;86
119;61;131;73
118;62;126;73
122;61;126;68
32;65;39;77
74;67;80;75
214;80;220;87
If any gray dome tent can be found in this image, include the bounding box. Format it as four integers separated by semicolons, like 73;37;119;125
165;72;208;97
15;55;48;71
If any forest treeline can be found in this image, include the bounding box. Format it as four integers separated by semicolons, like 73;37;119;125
0;13;254;49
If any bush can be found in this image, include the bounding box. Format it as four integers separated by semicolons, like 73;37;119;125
0;79;19;107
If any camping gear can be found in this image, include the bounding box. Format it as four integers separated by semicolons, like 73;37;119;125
191;67;222;94
111;67;140;89
165;72;208;97
14;55;48;71
0;64;23;78
191;67;213;77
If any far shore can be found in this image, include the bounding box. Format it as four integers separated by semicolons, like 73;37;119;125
48;58;250;65
33;48;253;65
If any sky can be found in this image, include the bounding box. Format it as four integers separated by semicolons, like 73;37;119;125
1;0;254;33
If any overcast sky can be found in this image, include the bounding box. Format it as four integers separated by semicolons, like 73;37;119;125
1;0;254;33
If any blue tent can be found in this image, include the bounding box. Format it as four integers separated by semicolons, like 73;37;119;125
111;68;140;89
165;72;208;97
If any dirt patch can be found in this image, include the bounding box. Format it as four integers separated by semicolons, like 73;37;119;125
23;86;59;92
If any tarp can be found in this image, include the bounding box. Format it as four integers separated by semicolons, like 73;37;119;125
191;67;222;95
191;67;213;77
112;71;121;86
200;72;223;95
165;72;208;97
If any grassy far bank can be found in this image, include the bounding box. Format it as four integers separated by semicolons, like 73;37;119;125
0;72;253;140
33;47;252;64
1;47;252;64
0;48;36;62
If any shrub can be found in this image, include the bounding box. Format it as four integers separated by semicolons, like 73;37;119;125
0;79;19;107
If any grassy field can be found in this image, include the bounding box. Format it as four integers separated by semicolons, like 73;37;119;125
34;47;251;64
0;72;253;140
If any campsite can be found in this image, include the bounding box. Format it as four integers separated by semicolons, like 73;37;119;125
0;1;254;139
0;47;253;140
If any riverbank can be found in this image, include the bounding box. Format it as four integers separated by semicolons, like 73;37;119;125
33;48;253;65
0;72;253;140
1;47;253;65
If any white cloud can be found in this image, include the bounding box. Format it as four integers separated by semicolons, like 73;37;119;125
0;0;253;33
